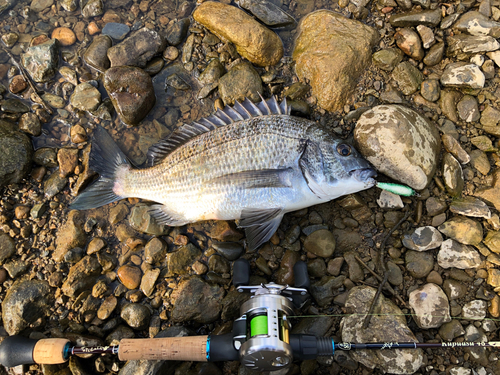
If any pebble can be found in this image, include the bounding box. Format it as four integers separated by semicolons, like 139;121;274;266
440;62;485;89
235;0;296;27
437;239;482;269
423;41;445;66
376;190;404;208
61;256;101;297
166;243;201;276
117;265;142;290
84;35;112;71
218;61;263;105
303;229;336;257
438;217;483;246
416;25;435;49
51;27;76;46
395;28;424;60
372;48;403;71
392;61;423;95
408;283;451;328
21;39;59;83
470;149;491;175
457;95;480;122
18;112;41;136
70;82;101;112
484;230;500;253
443;279;467;300
9;75;27;94
442;153;464;197
81;0;104;17
462;300;488;320
121;303;151;330
102;22;130;41
405;250;434;278
402;226;443;251
389;9;442;27
450;197;491;219
420;79;440;102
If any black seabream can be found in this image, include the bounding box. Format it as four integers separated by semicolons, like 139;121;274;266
71;96;376;250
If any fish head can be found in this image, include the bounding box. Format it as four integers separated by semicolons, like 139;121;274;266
300;137;377;199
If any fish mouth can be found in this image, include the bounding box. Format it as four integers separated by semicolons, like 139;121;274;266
350;168;377;184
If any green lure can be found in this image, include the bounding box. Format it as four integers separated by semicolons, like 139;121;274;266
376;182;418;197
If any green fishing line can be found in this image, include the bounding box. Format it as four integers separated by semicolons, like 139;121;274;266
250;315;268;336
376;182;418;197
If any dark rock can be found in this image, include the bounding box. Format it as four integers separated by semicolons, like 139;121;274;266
405;250;434;278
165;18;190;46
0;233;15;265
61;256;102;297
84;35;112;71
0;123;33;187
107;28;166;68
102;22;130;41
171;276;225;323
121;303;151;330
218;61;263;106
390;9;441;27
104;67;156;126
423;41;445;66
235;0;296;27
21;39;59;82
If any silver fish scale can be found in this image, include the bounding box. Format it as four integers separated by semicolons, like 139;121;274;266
121;115;318;221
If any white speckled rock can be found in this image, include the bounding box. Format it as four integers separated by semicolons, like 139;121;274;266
449;368;472;375
409;283;451;329
376;190;404;208
341;286;423;374
462;299;488;320
402;226;443;251
437;239;482;269
440;62;485;89
354;105;441;190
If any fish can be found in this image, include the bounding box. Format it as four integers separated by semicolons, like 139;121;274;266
71;96;376;250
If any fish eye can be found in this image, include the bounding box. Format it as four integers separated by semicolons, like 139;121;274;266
337;144;351;156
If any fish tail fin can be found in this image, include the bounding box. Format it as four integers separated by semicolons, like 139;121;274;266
70;126;130;210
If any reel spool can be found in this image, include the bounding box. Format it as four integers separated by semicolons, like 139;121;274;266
237;285;296;371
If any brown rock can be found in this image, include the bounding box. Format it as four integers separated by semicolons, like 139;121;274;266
475;169;500;211
14;205;30;219
193;1;283;67
117;265;142;289
293;10;379;112
57;148;79;177
395;28;424;60
88;22;100;35
71;124;87;144
53;210;86;262
51;27;77;46
30;35;50;46
9;75;27;94
209;221;243;242
489;294;500;318
275;250;300;285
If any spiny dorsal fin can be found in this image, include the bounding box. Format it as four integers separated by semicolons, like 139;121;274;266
147;96;290;166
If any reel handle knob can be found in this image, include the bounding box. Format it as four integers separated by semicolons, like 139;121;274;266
233;258;250;287
293;261;310;290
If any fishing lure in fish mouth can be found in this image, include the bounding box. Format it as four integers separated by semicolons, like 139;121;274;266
375;182;418;197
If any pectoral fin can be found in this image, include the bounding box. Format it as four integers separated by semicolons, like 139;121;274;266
209;168;293;189
239;208;284;251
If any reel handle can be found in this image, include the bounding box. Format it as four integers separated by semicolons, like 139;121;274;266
0;336;70;367
233;258;250;287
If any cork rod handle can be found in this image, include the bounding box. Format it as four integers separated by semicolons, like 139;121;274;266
118;336;209;362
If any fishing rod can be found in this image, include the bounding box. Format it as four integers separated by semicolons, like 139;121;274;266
0;259;498;371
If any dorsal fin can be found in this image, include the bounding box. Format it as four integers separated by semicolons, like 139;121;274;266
147;96;290;166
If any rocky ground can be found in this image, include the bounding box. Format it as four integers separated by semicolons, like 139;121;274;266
0;0;499;374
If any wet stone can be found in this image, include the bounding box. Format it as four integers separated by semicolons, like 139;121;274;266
402;226;443;251
303;229;335;257
446;35;500;58
235;0;296;27
81;0;104;17
442;153;464;197
275;249;300;285
104;66;156;126
87;237;106;255
166;73;190;90
61;256;102;297
423;41;445;66
211;241;244;261
389;8;441;27
438;216;483;246
409;283;451;328
70;82;101;112
144;238;166;265
453;11;500;38
438;239;482;269
392;61;423;95
117;265;142;289
484;230;500;253
166;243;201;276
218;61;263;106
121;303;151;330
450;197;491;219
9;75;27;94
2;279;52;335
171;276;225;323
372;48;403;71
165;18;190;46
208;254;230;274
2;32;18;48
443;279;467;300
102;22;130;41
57;148;78;177
1;99;29;113
420;79;440;102
405;250;434;278
43;170;67;199
51;27;76;46
310;275;345;306
307;258;326;278
441;62;485;89
480;105;500;136
395;28;424;60
108;28;166;68
61;0;78;11
198;59;225;85
439;320;465;341
84;35;112;71
470;149;490;175
416;25;435;49
21;39;59;83
18;112;41;136
163;46;179;61
442;134;470;164
0;232;15;264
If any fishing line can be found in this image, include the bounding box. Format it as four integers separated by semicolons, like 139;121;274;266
289;313;500;323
